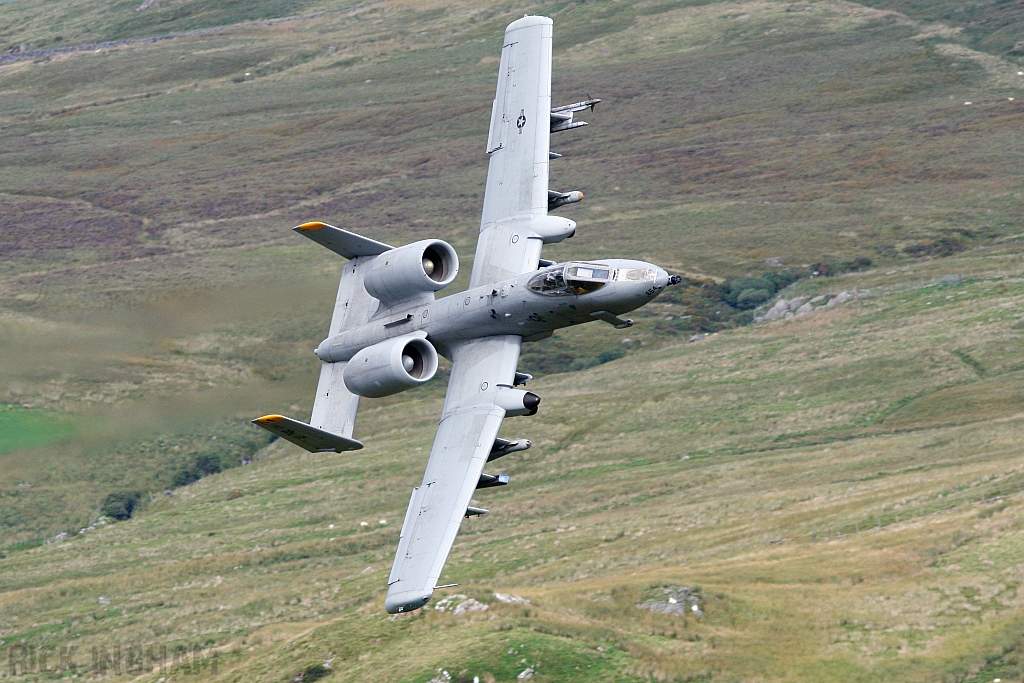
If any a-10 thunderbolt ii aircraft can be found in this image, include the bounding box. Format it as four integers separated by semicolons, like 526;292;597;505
253;15;681;614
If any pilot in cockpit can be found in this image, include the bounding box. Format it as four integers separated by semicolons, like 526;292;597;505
528;262;609;296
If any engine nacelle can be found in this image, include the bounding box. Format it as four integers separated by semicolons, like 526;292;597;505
343;334;439;398
363;240;459;308
495;389;540;417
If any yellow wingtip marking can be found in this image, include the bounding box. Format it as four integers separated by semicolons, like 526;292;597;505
255;414;286;423
297;221;328;231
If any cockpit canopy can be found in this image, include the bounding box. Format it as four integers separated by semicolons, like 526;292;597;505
528;261;614;296
528;261;658;296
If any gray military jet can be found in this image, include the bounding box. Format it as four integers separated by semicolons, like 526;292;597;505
253;15;681;614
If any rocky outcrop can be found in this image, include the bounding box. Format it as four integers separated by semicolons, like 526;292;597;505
453;598;488;616
431;594;490;615
754;290;859;323
637;586;702;617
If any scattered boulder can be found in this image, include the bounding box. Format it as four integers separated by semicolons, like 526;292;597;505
761;299;789;321
517;667;535;680
98;597;111;605
688;333;707;343
637;586;702;617
764;257;783;267
434;594;466;612
434;594;489;614
757;290;860;323
453;598;488;616
825;291;851;307
638;600;688;616
494;593;530;605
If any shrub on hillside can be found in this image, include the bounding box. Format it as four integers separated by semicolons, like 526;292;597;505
100;490;142;521
171;467;199;487
598;348;626;364
759;269;800;291
194;454;223;476
903;239;964;258
171;452;227;487
812;257;873;276
724;270;799;309
292;664;331;682
736;288;771;308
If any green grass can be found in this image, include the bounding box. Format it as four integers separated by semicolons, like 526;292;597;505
0;251;1023;681
0;405;73;454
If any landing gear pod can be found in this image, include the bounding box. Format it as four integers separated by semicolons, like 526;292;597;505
363;240;459;307
343;334;439;398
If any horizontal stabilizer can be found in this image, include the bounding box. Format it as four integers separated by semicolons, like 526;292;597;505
253;414;363;453
294;222;394;260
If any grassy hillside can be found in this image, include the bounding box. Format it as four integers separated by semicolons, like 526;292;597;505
1;0;1021;538
3;249;1024;682
1;0;1023;680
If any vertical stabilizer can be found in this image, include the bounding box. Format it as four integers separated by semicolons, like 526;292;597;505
308;254;379;437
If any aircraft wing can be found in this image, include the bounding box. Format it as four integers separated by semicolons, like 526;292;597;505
384;335;522;613
469;16;554;288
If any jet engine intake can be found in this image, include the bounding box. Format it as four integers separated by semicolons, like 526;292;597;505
495;389;540;417
343;334;438;398
363;240;459;307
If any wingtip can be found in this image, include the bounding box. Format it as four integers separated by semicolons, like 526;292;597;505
253;414;286;424
295;221;328;231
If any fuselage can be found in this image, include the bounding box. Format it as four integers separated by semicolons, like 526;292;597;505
316;258;670;362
